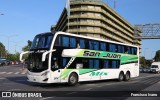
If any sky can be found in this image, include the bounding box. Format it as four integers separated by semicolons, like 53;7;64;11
0;0;160;59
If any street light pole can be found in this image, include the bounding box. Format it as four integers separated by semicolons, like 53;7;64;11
151;51;155;59
0;34;18;59
10;41;23;53
7;35;18;54
144;48;148;58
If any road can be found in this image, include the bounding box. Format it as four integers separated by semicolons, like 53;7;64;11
0;65;160;100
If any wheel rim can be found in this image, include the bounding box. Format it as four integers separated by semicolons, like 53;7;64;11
70;76;76;84
120;74;123;80
126;73;130;80
126;74;129;80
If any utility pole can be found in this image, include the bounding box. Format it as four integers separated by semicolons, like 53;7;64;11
114;0;116;10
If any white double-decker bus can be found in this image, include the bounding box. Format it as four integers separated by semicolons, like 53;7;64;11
20;32;139;86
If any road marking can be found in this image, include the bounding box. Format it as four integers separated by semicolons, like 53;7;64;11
7;72;13;74
0;72;6;74
21;72;26;74
96;86;103;88
40;97;55;100
85;84;97;86
67;92;77;95
84;88;92;91
0;78;5;80
0;71;27;75
7;89;21;91
14;72;20;74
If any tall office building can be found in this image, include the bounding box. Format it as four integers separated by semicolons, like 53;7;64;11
51;0;141;49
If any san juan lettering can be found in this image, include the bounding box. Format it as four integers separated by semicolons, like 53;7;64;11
83;51;100;57
103;53;121;59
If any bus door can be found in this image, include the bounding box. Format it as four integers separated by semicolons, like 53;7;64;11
50;53;61;83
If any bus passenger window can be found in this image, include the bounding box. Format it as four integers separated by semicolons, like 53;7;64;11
112;61;117;68
103;60;109;68
121;46;125;53
89;41;94;50
100;42;106;51
131;47;137;55
109;44;116;52
62;36;69;47
82;59;89;68
89;60;93;68
134;48;137;55
112;60;120;68
117;45;122;53
125;46;128;54
55;36;61;46
94;60;99;69
62;58;67;68
93;41;99;50
79;39;85;49
70;37;76;48
128;47;131;54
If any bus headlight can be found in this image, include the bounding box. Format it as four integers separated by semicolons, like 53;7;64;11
41;71;49;76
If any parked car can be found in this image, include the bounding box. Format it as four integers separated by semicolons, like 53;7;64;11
0;59;5;66
140;67;151;73
139;67;143;73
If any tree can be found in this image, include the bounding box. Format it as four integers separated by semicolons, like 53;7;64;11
7;52;20;61
22;40;32;51
22;40;32;61
0;42;7;58
140;56;146;67
154;50;160;61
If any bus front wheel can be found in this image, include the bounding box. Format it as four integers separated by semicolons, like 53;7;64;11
68;73;78;86
118;72;124;81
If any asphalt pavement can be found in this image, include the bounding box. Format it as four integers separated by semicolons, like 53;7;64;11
0;65;160;100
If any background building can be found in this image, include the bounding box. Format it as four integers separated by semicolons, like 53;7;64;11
51;0;141;50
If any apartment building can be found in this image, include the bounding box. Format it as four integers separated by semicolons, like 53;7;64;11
51;0;141;49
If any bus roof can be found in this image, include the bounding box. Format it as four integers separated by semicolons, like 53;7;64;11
56;31;138;48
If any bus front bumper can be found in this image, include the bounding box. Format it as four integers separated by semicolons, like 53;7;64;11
27;75;50;83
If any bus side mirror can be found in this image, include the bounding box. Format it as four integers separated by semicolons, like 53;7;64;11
42;50;56;62
20;51;29;62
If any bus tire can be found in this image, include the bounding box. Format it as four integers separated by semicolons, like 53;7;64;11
118;72;124;81
124;71;130;81
68;73;78;86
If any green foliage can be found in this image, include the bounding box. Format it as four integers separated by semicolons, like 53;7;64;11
140;56;152;68
0;42;6;58
7;52;20;61
22;40;32;61
140;56;146;67
154;50;160;61
22;40;32;51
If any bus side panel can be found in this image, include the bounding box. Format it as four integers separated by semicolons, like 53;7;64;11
50;70;62;83
119;63;139;78
59;69;79;83
100;69;119;80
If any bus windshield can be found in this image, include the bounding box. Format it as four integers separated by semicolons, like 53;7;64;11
30;34;53;50
27;53;49;72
